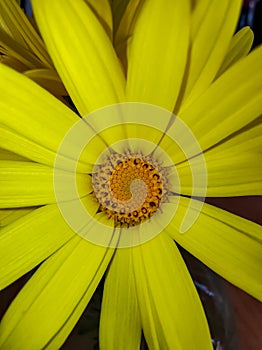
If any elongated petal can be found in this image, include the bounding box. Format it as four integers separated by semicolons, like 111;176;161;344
0;161;57;207
0;0;52;67
0;64;91;170
0;29;44;69
163;115;262;168
24;69;67;99
0;148;29;161
100;248;142;350
203;118;262;154
0;161;92;208
179;46;262;151
132;233;212;350
175;121;262;196
216;26;254;78
0;54;27;71
0;207;35;227
180;0;241;108
166;197;262;301
204;147;262;197
111;0;130;33
0;205;74;290
0;236;114;350
177;152;262;197
1;125;61;169
126;0;190;111
114;0;141;70
32;0;126;115
85;0;113;39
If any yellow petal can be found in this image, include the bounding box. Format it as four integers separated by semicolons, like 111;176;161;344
24;68;67;99
176;121;262;196
0;64;91;169
0;148;29;161
204;118;262;154
84;0;113;39
177;152;262;197
1;125;94;174
179;46;262;152
216;26;254;78
0;207;35;227
0;0;52;67
180;0;242;109
132;233;212;349
111;0;130;33
70;103;175;168
0;29;45;69
166;197;262;301
0;236;114;350
100;248;142;350
203;125;262;195
0;54;27;71
0;161;92;208
114;0;142;71
1;125;61;169
0;205;74;290
0;160;58;208
126;0;190;111
32;0;126;115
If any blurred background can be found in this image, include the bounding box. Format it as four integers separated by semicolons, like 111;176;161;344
239;0;262;47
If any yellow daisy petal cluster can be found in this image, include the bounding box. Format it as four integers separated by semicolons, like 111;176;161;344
0;1;261;349
0;0;67;99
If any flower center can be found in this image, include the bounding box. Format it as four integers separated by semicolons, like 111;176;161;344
92;152;167;227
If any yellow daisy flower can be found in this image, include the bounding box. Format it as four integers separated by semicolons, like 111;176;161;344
0;0;261;349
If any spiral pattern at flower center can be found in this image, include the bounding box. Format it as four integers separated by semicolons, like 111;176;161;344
92;153;167;227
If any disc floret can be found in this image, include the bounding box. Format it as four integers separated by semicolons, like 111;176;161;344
92;151;169;227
